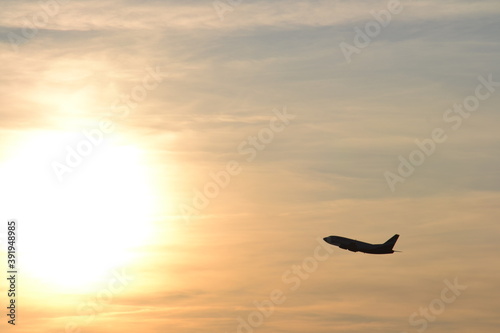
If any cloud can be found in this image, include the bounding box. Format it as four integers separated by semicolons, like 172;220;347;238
1;1;500;332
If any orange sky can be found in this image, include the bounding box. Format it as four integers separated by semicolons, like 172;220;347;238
0;0;499;332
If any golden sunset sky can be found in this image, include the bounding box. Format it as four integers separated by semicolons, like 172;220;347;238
0;0;499;332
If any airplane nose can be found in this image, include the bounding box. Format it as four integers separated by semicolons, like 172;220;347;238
323;237;329;243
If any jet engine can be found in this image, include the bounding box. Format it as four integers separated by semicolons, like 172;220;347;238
347;242;358;252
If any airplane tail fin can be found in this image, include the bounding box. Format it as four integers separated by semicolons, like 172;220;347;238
383;234;399;250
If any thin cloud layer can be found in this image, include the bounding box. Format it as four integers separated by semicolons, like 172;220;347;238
0;0;499;332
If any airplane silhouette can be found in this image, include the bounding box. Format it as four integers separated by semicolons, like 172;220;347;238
323;234;400;254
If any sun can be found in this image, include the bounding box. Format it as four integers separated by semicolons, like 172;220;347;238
0;131;159;292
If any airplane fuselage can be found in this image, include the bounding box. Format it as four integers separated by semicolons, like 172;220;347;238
323;235;399;254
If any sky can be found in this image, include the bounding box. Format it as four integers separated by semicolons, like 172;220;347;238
0;0;499;332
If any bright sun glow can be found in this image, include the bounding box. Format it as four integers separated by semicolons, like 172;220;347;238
0;131;158;292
